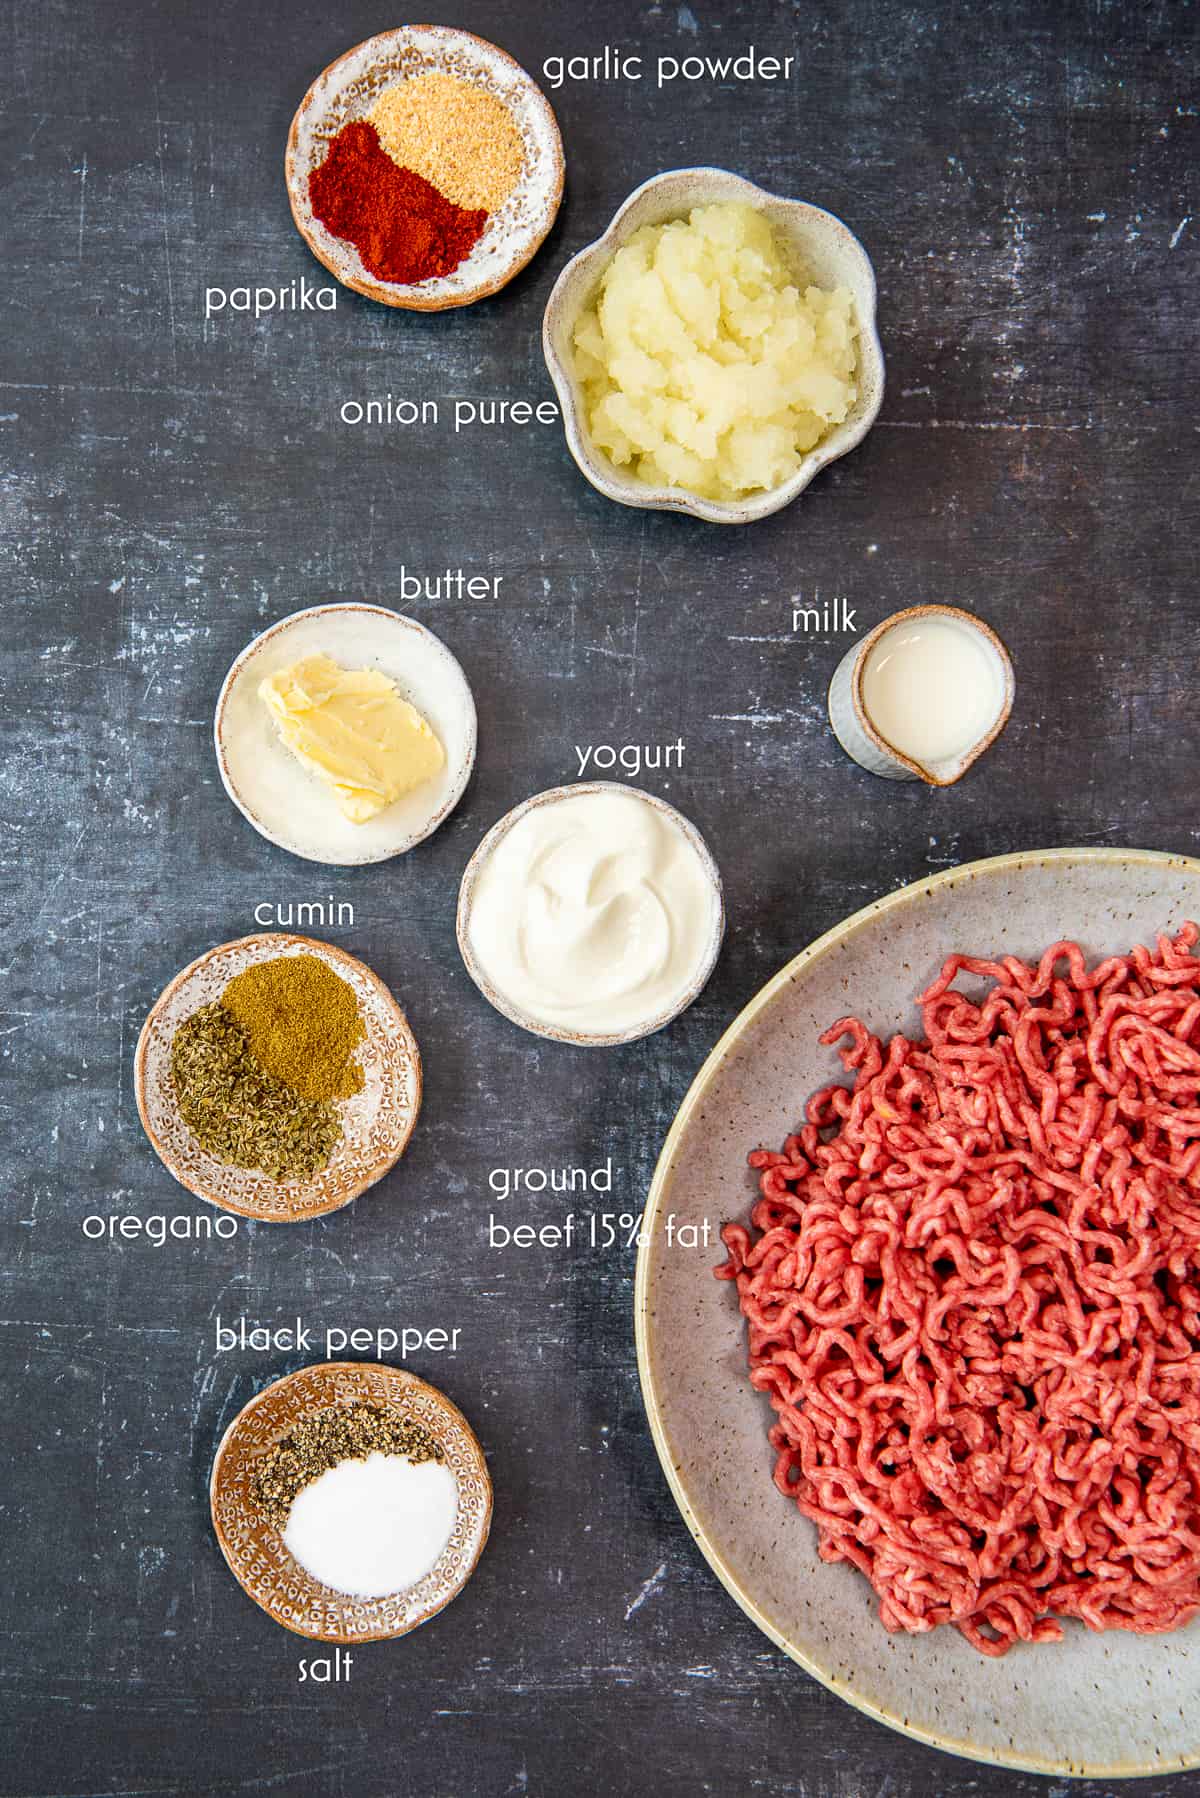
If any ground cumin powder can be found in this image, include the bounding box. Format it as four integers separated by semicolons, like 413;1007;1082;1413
221;955;365;1102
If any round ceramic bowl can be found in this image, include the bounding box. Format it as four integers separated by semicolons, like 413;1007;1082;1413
215;605;476;867
456;781;725;1046
542;167;884;523
135;933;421;1223
636;846;1200;1778
828;604;1015;786
286;26;564;311
211;1362;492;1642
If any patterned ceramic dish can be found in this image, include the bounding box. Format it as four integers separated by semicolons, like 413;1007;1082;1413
135;933;421;1223
636;847;1200;1777
211;1362;492;1642
455;782;725;1046
542;167;884;523
215;605;476;867
286;26;564;310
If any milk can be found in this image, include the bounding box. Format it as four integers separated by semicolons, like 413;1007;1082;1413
861;614;1005;767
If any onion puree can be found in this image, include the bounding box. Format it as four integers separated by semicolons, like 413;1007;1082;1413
466;788;720;1036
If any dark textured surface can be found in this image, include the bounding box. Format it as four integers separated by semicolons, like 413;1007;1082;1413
2;0;1198;1792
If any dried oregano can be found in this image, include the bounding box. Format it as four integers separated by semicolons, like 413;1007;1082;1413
250;1404;445;1529
170;1002;341;1181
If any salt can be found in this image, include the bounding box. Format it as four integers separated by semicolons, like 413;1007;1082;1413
283;1451;458;1599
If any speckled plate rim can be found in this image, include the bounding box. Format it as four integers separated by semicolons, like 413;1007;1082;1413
542;166;885;523
455;780;726;1046
635;845;1200;1780
134;932;422;1222
213;604;477;866
210;1362;493;1642
285;25;565;312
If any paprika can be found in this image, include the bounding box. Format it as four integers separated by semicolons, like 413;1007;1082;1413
309;120;487;285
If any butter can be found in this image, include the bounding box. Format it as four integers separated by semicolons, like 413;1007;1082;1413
259;653;445;823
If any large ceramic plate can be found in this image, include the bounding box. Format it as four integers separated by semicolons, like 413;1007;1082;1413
635;847;1200;1778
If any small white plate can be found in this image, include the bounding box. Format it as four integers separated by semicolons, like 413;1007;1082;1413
215;605;476;866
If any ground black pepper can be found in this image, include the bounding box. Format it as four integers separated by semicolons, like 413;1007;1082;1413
250;1404;445;1529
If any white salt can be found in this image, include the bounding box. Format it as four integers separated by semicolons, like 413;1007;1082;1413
283;1451;458;1599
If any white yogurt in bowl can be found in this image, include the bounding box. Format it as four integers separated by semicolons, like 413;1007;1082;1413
457;783;724;1045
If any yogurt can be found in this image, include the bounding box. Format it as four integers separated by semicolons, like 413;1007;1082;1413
461;785;722;1041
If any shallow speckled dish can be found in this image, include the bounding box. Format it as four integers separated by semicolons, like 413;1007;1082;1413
286;26;564;310
211;1362;491;1641
636;847;1200;1777
215;604;476;866
542;167;884;523
135;933;421;1223
456;781;725;1046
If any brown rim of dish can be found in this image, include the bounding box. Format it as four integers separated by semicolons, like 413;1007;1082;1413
212;603;477;865
285;25;565;312
210;1363;493;1642
134;932;422;1222
849;603;1015;786
455;781;726;1047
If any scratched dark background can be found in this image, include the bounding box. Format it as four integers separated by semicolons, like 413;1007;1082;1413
2;0;1198;1792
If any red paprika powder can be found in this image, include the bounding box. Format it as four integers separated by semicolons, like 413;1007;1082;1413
309;121;487;285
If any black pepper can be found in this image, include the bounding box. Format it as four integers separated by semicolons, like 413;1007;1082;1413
250;1404;445;1530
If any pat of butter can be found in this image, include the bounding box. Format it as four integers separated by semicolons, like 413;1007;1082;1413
259;653;444;824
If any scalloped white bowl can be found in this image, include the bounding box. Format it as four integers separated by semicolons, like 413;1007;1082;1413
542;168;885;524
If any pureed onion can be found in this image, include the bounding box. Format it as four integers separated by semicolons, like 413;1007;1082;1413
572;201;859;500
